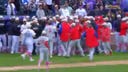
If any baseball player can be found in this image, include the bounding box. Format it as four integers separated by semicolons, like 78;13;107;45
67;19;85;57
35;30;50;71
21;23;36;61
11;17;21;54
84;20;99;61
125;21;128;47
31;18;41;55
113;15;121;52
7;16;15;52
95;16;104;53
56;16;67;56
103;17;112;30
0;16;7;52
119;17;128;52
59;17;70;57
20;18;27;32
35;17;47;55
101;23;112;55
0;38;2;50
44;18;56;58
51;16;60;56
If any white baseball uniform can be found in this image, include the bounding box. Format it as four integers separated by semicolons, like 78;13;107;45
21;28;36;53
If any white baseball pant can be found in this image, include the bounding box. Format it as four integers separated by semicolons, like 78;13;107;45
0;34;7;50
0;38;2;51
102;42;112;54
8;35;12;50
114;32;120;52
25;39;34;54
67;39;84;57
61;41;68;56
119;35;127;52
11;35;20;54
49;39;54;57
39;48;49;62
89;48;95;61
98;40;103;53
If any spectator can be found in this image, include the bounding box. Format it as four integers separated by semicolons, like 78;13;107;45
45;0;52;6
96;0;103;8
75;5;87;17
87;3;95;16
21;0;29;5
43;4;53;16
76;0;85;8
59;5;70;17
64;1;73;15
36;3;45;19
54;5;60;15
28;0;37;18
36;0;45;5
6;0;16;16
53;0;60;5
13;0;20;15
120;0;128;12
94;5;108;16
60;0;67;5
0;0;7;15
44;0;55;16
85;0;96;10
21;0;30;15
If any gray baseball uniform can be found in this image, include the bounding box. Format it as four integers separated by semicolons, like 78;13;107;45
44;24;56;57
36;36;49;62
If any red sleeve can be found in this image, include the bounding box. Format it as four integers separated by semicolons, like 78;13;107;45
83;23;88;32
106;28;111;38
79;24;83;33
44;41;49;49
127;24;128;29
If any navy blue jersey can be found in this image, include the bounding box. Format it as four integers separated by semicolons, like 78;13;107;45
113;19;121;32
31;23;41;39
7;21;14;35
11;22;21;36
0;20;6;34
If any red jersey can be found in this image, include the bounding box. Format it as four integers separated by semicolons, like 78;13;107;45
83;22;88;31
60;21;70;42
70;24;83;40
85;27;99;48
95;17;104;40
120;22;128;36
101;27;111;42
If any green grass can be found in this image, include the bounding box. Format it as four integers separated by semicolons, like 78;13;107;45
7;64;128;72
0;52;128;67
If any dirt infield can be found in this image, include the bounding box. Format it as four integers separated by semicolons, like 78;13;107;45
1;60;128;71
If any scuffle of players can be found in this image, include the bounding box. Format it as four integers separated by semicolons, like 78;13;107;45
0;14;128;62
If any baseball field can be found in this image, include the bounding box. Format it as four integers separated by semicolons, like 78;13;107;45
0;52;128;72
5;65;128;72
